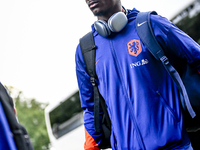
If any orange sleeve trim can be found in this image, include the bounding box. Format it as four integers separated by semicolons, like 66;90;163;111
84;128;99;150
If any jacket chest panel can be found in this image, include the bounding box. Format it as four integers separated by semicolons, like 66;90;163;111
94;36;155;78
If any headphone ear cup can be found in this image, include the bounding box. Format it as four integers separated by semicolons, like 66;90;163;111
108;12;128;32
94;20;111;37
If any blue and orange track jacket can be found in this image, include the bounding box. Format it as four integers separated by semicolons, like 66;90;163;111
75;8;200;150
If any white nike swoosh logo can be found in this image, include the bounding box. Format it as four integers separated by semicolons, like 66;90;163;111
137;21;147;27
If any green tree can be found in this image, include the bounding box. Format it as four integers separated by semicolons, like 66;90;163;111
174;12;200;44
5;86;50;150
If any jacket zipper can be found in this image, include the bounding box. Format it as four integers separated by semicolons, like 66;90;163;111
109;39;146;150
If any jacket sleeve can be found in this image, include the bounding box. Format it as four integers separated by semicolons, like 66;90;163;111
75;44;103;150
150;14;200;73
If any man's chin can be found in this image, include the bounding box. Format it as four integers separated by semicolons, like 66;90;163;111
91;8;103;17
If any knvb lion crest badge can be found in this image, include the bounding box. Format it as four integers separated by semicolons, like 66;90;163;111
127;39;142;57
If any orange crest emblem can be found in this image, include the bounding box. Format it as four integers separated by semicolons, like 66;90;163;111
127;39;142;57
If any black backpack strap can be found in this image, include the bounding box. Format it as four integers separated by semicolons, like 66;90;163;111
80;31;100;132
136;11;196;118
79;31;97;78
80;31;112;134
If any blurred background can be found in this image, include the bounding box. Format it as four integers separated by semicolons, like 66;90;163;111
0;0;200;149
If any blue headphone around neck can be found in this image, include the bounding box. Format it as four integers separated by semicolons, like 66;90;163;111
94;8;128;37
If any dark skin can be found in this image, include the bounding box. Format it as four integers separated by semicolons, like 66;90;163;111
85;0;122;21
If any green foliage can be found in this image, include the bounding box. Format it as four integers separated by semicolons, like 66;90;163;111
5;86;50;150
174;12;200;44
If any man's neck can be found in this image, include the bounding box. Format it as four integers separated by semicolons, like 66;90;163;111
97;6;122;21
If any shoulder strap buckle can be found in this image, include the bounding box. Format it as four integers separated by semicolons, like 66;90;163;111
90;77;96;86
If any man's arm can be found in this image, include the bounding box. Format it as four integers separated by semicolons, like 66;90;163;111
150;15;200;71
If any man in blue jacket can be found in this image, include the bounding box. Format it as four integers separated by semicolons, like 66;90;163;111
75;0;200;149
